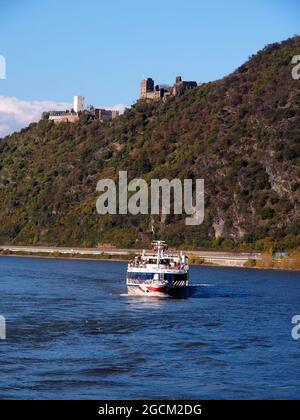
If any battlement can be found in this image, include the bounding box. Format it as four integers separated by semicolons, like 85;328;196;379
95;108;119;122
140;76;197;101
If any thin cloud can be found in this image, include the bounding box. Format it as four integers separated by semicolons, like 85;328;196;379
97;104;127;114
0;96;127;138
0;96;71;138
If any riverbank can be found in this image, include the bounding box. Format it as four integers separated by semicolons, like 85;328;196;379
0;244;257;268
0;249;221;268
1;244;299;271
244;252;300;271
0;250;130;263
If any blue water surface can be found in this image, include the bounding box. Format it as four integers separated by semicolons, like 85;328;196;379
0;256;300;399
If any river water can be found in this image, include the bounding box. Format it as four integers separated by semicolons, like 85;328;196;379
0;256;300;399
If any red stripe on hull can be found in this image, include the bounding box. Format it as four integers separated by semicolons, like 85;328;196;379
147;286;167;293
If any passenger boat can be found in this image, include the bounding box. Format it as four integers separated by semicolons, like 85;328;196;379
126;241;190;298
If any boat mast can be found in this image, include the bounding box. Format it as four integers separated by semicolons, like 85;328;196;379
152;240;167;270
157;241;160;269
152;240;163;269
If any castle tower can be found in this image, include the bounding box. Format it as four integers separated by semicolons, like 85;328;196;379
73;96;85;113
140;78;154;99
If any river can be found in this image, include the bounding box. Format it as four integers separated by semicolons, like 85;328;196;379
0;256;300;399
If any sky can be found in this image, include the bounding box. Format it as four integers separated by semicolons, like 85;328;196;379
0;0;299;137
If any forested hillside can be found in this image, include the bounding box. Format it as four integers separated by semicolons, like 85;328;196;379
0;36;300;251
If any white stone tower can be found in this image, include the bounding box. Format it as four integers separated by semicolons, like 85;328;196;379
73;96;85;113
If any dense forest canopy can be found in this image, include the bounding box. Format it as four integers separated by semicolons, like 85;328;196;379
0;36;300;251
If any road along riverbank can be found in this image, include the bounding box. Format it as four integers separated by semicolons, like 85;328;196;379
1;245;299;270
0;244;261;268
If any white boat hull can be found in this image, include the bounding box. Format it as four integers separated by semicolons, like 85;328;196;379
126;241;190;298
127;283;190;298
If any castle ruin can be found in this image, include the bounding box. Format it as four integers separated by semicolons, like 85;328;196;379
140;76;197;101
47;96;119;124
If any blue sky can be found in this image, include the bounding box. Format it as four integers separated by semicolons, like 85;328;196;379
0;0;299;136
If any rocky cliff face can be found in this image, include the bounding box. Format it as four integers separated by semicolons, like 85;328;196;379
0;36;299;250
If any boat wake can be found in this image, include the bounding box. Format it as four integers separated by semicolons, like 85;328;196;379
120;293;171;299
121;284;214;299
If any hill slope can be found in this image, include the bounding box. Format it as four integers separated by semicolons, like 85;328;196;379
0;36;300;251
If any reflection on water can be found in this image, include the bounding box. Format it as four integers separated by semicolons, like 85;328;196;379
124;296;172;309
0;256;300;399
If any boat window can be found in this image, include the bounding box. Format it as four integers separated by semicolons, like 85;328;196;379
128;272;156;280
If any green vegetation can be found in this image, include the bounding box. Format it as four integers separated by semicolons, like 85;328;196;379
244;252;300;270
0;248;132;261
0;36;300;251
188;255;206;265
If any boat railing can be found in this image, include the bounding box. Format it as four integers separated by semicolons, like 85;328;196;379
142;252;187;258
128;261;188;270
127;278;166;285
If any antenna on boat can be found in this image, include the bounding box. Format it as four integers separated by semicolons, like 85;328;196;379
151;223;155;237
151;240;168;253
